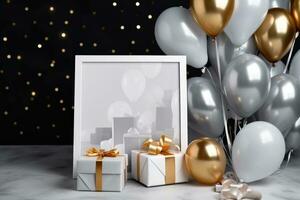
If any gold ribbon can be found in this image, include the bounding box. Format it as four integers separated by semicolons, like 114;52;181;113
86;147;119;191
137;135;179;184
218;179;262;200
142;135;180;155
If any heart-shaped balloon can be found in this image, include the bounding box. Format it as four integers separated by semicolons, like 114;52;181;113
224;0;269;46
255;8;296;63
188;77;224;138
155;7;207;68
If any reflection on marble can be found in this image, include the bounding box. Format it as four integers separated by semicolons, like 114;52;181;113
0;146;299;200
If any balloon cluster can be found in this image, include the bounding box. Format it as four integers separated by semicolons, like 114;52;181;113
155;0;300;184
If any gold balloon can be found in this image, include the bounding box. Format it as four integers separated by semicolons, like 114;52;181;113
190;0;235;37
185;138;226;185
292;0;300;30
254;8;296;63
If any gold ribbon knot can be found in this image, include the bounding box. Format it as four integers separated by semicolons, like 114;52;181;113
142;135;180;155
219;179;262;200
86;147;119;158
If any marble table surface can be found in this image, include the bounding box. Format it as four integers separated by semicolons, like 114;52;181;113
0;146;300;200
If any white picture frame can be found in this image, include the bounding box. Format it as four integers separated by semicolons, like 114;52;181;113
73;55;187;178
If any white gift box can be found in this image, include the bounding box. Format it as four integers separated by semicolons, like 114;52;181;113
131;150;188;187
77;155;127;192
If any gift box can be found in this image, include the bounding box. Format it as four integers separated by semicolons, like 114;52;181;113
131;150;188;187
77;154;127;192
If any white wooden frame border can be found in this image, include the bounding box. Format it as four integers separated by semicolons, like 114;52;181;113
73;55;187;178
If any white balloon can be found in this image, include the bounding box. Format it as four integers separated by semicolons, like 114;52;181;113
136;110;155;134
143;84;164;109
155;7;208;68
141;63;162;79
121;69;146;102
224;0;269;46
107;101;133;123
232;121;285;183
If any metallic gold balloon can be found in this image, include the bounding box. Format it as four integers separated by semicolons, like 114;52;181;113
190;0;235;37
254;8;296;63
292;0;300;30
185;138;226;185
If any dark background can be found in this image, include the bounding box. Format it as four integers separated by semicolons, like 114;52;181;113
0;0;297;144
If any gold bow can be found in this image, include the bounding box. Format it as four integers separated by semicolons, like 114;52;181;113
86;147;119;158
85;147;119;191
142;135;180;155
219;179;262;200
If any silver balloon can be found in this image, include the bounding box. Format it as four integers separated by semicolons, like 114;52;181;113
286;118;300;151
208;33;257;76
155;7;207;68
259;54;284;77
224;0;269;46
257;74;300;135
223;54;271;118
269;0;290;9
232;121;285;183
188;77;224;138
289;50;300;82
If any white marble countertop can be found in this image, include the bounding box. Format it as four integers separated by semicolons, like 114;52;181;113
0;146;299;200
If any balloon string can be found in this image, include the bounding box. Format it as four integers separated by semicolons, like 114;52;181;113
273;149;294;175
214;37;232;151
284;31;299;74
203;67;227;96
234;116;238;137
218;136;233;169
243;118;247;127
203;67;219;90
